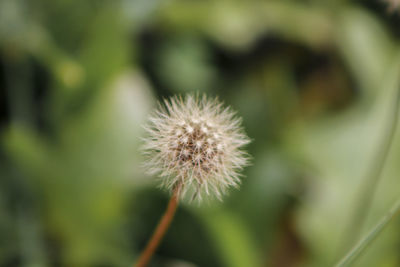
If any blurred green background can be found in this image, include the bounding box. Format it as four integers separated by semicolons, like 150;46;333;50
1;0;400;266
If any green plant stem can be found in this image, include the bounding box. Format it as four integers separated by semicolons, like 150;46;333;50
340;66;400;253
335;199;400;267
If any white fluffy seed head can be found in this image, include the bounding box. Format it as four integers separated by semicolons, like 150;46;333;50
141;95;251;201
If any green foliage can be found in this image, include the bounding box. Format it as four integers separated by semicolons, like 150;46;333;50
1;0;400;266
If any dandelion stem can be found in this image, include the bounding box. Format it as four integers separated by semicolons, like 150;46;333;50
135;187;180;267
335;199;400;267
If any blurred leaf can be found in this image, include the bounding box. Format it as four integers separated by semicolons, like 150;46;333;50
159;1;333;50
2;70;153;266
336;7;396;96
290;48;400;266
197;207;261;267
155;36;216;93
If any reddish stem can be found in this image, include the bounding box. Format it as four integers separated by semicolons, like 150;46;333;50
135;189;179;267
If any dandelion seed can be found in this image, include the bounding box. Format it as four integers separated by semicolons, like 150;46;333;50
186;125;194;133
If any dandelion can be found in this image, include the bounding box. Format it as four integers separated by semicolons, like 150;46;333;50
135;94;250;267
142;94;250;201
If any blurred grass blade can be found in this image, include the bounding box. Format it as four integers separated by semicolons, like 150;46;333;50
335;199;400;267
338;50;400;254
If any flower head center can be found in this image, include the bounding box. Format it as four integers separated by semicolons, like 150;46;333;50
171;120;221;173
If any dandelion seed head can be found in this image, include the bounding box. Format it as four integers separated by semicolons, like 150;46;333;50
142;95;251;201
